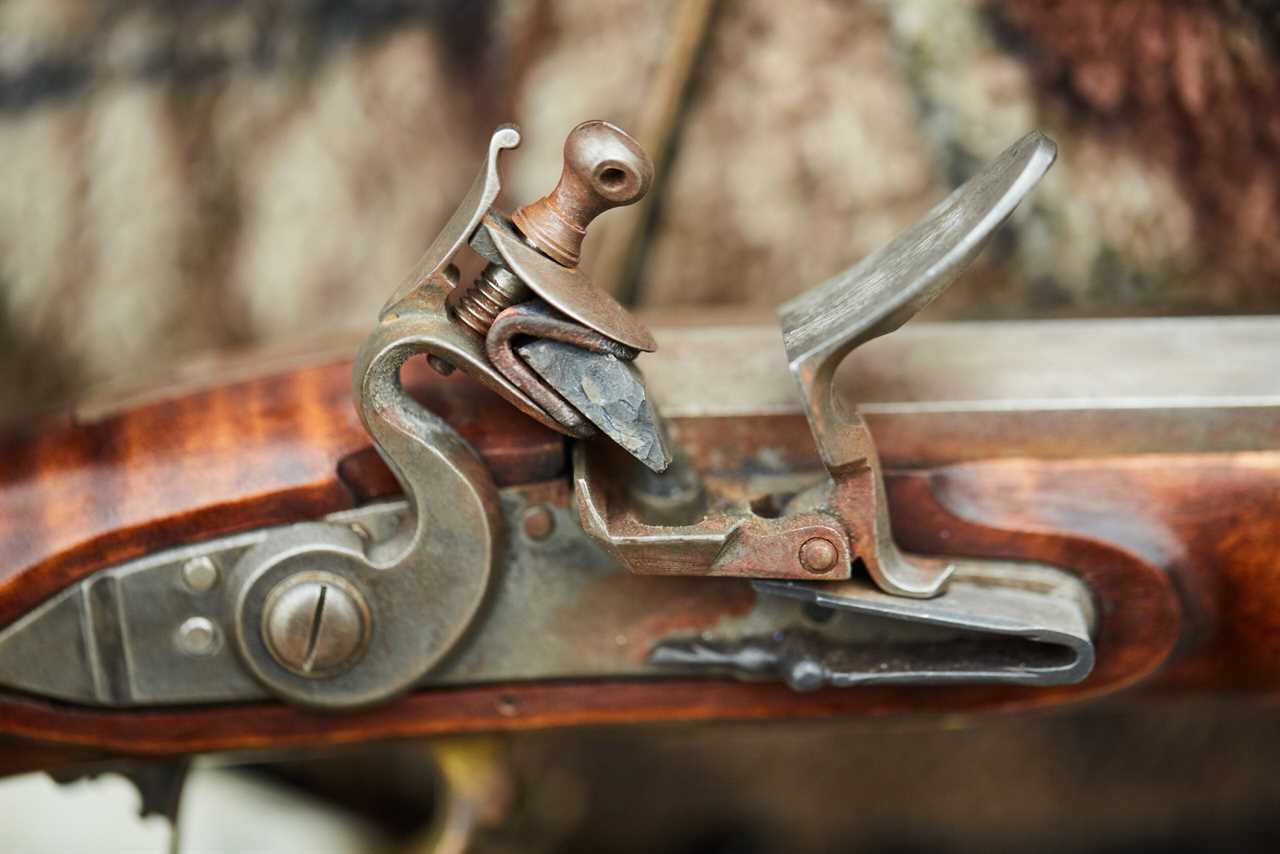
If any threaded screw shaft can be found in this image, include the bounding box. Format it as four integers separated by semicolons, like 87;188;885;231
452;263;530;336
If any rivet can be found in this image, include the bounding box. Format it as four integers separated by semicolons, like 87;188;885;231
522;505;556;541
798;537;839;574
176;617;221;657
181;556;219;592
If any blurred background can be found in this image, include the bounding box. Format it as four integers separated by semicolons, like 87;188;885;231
1;0;1279;851
2;0;1279;419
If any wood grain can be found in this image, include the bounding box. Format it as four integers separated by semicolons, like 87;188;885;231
0;356;564;628
1;355;1278;755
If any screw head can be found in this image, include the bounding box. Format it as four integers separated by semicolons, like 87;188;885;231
521;505;556;541
182;556;219;592
176;616;221;656
798;537;839;574
262;573;369;677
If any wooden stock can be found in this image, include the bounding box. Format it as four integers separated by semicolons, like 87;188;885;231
0;347;1277;757
0;356;564;629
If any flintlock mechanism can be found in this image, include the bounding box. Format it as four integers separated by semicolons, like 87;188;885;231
0;121;1102;710
381;121;671;471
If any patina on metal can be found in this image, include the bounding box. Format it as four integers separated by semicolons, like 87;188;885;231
384;121;669;473
637;316;1280;465
261;571;371;678
485;299;638;440
0;127;1112;712
0;493;1096;707
384;126;521;311
0;309;509;710
225;300;505;708
373;127;570;435
453;262;530;339
777;130;1056;598
575;441;854;581
652;563;1094;690
574;132;1057;590
512;119;655;269
520;338;673;474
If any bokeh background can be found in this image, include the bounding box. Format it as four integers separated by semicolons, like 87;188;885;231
2;0;1279;419
2;1;1280;852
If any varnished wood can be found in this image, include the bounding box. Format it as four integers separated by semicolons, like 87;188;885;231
2;351;1279;755
914;453;1280;692
0;356;564;628
0;452;1191;755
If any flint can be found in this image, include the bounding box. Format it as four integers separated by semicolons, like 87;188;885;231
518;338;672;473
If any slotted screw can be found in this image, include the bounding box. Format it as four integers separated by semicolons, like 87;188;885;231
262;573;369;677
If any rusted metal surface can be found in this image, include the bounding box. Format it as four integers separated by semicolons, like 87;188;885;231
778;131;1055;599
381;272;574;436
574;442;853;581
376;124;659;451
448;121;659;352
0;459;1090;707
572;133;1058;590
0;440;1192;752
797;537;839;574
387;120;664;475
520;505;556;542
239;301;507;709
452;262;531;338
479;213;657;352
512;120;655;269
3;304;1278;744
710;515;851;579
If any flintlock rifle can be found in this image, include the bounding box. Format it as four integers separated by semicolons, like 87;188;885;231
0;121;1276;775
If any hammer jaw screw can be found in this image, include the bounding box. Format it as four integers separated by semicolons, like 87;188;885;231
450;120;654;336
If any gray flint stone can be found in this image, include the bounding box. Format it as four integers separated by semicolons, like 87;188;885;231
518;339;672;473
